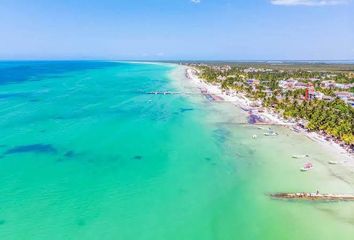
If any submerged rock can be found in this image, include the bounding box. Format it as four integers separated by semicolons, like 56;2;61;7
5;144;57;155
77;219;86;226
64;150;76;158
133;155;143;160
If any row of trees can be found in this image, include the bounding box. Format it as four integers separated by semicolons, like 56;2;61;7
200;66;354;83
273;98;353;144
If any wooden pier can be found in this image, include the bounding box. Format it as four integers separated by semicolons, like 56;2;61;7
146;91;198;95
269;192;354;202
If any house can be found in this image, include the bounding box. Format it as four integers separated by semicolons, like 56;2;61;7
323;95;334;101
337;93;354;108
279;79;297;90
313;91;324;100
335;92;354;102
246;79;260;86
335;83;354;89
263;89;273;97
320;80;336;89
233;81;243;87
294;82;308;89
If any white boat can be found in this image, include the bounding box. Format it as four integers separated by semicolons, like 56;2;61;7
264;132;278;136
300;162;313;172
252;134;257;139
292;154;309;159
328;161;338;165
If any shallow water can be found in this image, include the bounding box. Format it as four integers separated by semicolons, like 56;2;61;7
0;61;353;240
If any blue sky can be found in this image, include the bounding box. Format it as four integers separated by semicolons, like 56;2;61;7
0;0;353;60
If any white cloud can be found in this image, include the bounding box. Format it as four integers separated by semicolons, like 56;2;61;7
270;0;350;6
191;0;201;4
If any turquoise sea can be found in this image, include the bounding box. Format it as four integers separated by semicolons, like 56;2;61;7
0;61;353;240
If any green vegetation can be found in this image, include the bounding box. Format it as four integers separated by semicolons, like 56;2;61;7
196;65;354;145
279;98;354;144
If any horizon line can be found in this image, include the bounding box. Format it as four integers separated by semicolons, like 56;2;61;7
0;59;354;62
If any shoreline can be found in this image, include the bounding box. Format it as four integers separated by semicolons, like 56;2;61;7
183;66;354;165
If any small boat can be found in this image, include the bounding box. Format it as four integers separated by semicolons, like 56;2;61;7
252;134;257;139
264;132;278;136
292;154;309;159
301;162;313;172
328;161;338;165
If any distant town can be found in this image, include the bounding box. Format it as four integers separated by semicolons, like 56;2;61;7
184;62;354;149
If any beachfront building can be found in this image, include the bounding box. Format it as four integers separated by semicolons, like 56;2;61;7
348;99;354;107
326;74;338;78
